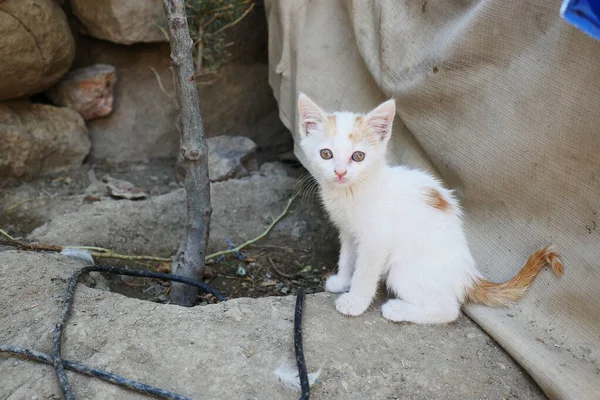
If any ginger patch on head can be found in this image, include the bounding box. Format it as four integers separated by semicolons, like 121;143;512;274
349;116;377;145
424;188;451;212
324;115;337;137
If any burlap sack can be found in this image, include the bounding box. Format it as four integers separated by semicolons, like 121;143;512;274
265;0;600;398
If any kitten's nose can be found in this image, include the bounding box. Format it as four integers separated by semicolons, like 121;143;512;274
334;168;347;178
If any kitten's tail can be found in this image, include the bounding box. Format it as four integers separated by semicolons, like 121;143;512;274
466;246;563;307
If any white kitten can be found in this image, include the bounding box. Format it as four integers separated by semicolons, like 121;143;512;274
297;93;563;324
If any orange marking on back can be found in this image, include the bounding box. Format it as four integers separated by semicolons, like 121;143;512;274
424;188;451;212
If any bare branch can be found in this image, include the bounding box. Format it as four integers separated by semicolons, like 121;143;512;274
163;0;212;306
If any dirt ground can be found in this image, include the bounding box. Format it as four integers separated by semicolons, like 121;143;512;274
0;150;339;305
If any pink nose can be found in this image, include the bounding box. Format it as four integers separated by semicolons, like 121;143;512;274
335;169;347;178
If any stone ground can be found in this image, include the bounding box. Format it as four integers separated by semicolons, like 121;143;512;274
0;252;545;400
0;153;546;399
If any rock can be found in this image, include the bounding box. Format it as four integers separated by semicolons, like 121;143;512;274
29;167;299;256
207;136;258;182
70;0;167;45
0;0;75;101
177;136;258;182
78;41;178;161
0;251;546;400
101;175;147;200
0;101;90;184
45;64;117;120
290;220;308;241
75;32;277;161
259;162;291;177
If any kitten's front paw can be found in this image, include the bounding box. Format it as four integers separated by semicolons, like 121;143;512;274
325;274;351;293
335;293;371;316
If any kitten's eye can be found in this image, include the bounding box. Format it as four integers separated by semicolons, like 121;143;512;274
320;149;333;160
351;151;365;162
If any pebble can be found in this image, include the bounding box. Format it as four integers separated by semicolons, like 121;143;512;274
291;220;308;240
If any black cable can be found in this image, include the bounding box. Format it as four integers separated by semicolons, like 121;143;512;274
294;287;310;400
1;265;225;399
0;346;193;400
1;265;311;399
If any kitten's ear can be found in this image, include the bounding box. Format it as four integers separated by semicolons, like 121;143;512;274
364;99;396;141
298;93;326;136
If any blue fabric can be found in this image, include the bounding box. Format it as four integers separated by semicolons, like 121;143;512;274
561;0;600;39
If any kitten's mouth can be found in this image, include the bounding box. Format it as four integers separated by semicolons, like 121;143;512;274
334;176;349;184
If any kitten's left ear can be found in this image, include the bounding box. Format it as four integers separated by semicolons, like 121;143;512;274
365;99;396;141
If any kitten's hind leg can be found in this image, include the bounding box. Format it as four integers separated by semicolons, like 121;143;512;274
381;299;460;324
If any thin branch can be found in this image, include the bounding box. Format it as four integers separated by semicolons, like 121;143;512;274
0;228;14;241
92;253;172;263
195;27;204;76
212;3;255;35
4;197;35;213
150;67;175;103
206;192;297;260
267;256;295;279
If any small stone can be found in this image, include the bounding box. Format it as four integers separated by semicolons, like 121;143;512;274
291;220;308;240
236;266;247;277
260;162;289;177
157;294;169;302
83;194;101;203
46;64;117;120
102;175;147;200
466;333;477;339
177;136;258;182
280;286;289;294
203;266;214;280
497;363;507;370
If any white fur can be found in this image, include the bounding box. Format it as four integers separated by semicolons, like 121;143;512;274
274;364;321;391
297;93;479;324
60;248;95;264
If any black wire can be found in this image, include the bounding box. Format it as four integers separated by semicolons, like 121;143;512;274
1;265;311;400
10;264;225;399
294;287;310;400
0;346;193;400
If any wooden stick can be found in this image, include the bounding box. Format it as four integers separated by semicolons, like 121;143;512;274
163;0;212;306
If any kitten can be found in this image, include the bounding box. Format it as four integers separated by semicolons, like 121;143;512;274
297;93;563;324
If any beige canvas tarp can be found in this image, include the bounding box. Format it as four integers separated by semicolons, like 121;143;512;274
264;0;600;398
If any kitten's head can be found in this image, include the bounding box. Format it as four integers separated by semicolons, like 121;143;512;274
297;93;395;188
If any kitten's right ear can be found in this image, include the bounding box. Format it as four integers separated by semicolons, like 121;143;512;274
298;93;326;137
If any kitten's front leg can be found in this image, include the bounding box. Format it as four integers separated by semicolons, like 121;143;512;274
335;243;384;316
325;233;356;293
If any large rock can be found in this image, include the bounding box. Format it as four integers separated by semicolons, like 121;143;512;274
0;250;545;399
70;0;167;45
0;102;90;184
29;164;298;255
74;16;277;161
0;0;75;101
45;64;117;120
